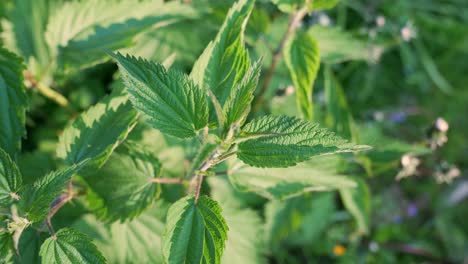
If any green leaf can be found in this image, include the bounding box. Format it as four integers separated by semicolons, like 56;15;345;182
19;161;86;222
324;66;357;139
0;232;14;262
310;0;341;10
237;115;370;168
85;143;162;222
229;157;357;199
339;177;370;236
74;203;168;264
308;26;379;64
223;60;261;128
209;177;265;264
163;196;228;264
39;228;106;264
112;53;209;138
56;2;197;69
190;0;253;123
0;46;28;160
284;30;320;121
56;90;138;169
0;148;22;207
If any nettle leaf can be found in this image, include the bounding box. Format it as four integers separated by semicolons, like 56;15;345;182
0;148;22;207
223;60;261;128
112;53;209;138
190;0;253;122
284;30;320;121
57;90;138;169
39;228;106;264
0;232;14;261
45;0;195;69
0;46;28;160
19;161;86;222
85;143;162;222
163;196;228;264
229;158;356;200
237;115;370;168
339;177;371;236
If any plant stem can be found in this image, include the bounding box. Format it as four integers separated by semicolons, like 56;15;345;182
150;178;186;184
23;70;70;108
46;180;73;236
252;6;309;113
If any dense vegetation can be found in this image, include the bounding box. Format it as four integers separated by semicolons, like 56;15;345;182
0;0;467;263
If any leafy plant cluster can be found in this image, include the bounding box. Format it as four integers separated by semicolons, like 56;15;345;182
1;0;467;263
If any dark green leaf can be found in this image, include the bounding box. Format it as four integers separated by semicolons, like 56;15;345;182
163;196;228;264
0;46;28;160
0;148;22;207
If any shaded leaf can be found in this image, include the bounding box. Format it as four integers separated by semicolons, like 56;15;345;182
0;148;22;207
339;177;371;236
0;46;28;160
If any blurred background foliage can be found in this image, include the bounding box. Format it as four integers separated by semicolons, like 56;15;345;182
1;0;467;263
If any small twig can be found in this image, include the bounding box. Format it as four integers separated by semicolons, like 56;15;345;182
150;178;186;184
194;174;204;203
23;70;70;108
46;180;73;236
252;6;309;113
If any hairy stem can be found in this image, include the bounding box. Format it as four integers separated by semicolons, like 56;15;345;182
151;178;186;184
252;6;309;113
46;180;73;236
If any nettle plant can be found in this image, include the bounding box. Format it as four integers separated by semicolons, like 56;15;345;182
1;0;371;263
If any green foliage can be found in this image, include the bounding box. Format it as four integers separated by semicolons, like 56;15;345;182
112;53;209;138
39;228;106;264
0;148;22;207
237;115;369;167
57;90;138;169
85;143;162;222
162;195;228;264
339;177;371;236
19;161;86;222
284;30;320;120
190;0;253;123
0;46;27;160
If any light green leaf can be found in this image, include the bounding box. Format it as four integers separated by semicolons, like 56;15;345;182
56;90;138;169
310;0;341;10
73;204;168;264
324;66;357;140
229;158;357;199
223;60;261;128
85;143;162;222
284;30;320;120
209;177;265;264
309;26;380;64
0;46;28;160
163;196;228;264
0;148;22;207
39;228;106;264
56;2;197;69
19;161;86;222
190;0;253;123
237;115;370;168
339;177;370;236
112;53;209;138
